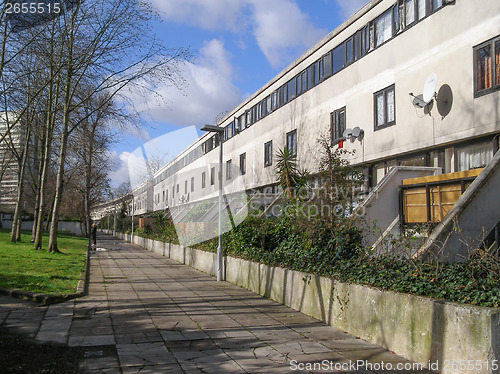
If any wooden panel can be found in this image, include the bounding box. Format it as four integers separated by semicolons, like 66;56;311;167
403;188;427;223
402;168;483;185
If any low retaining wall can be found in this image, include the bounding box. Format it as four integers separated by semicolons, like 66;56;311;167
105;230;499;374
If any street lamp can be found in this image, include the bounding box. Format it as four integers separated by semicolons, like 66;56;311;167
201;124;225;282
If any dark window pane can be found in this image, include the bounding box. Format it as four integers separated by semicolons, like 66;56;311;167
307;65;315;89
288;78;296;100
495;41;500;86
346;38;354;64
432;0;443;11
322;52;332;79
476;45;492;91
331;44;344;74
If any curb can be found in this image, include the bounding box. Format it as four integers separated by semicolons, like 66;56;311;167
0;247;91;306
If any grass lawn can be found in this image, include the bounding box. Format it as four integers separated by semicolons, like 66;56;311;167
0;229;88;295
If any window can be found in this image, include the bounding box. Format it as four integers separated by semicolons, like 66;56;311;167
224;123;233;141
163;190;165;201
271;91;278;111
345;37;354;65
191;177;194;192
331;107;346;144
210;167;215;185
474;36;500;96
374;85;395;129
402;0;416;27
239;153;246;175
286;130;297;157
166;189;168;201
278;84;288;106
176;184;179;193
172;186;175;198
287;78;296;100
375;8;394;47
331;44;345;74
202;171;206;188
226;160;232;180
431;0;443;12
417;0;426;20
246;109;252;126
238;114;246;130
264;141;273;167
321;52;332;79
456;142;494;172
307;64;316;90
184;180;188;194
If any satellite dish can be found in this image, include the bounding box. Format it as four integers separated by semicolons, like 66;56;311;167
423;73;437;103
436;84;453;117
412;94;428;109
343;129;353;139
351;127;361;138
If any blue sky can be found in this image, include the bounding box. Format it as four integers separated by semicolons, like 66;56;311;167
109;0;369;187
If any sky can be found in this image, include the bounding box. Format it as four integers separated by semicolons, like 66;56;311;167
108;0;370;188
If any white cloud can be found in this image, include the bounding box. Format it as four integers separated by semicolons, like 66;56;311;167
124;39;243;127
334;0;370;19
249;0;327;68
108;151;132;187
146;0;248;32
147;0;327;69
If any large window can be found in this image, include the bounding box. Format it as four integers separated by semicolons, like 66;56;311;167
474;36;500;96
331;107;346;144
286;130;297;157
264;141;273;167
374;85;395;130
456;142;494;171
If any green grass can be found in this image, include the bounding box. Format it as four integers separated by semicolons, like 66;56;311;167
0;229;87;295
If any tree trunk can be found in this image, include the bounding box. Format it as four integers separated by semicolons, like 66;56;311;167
10;125;30;242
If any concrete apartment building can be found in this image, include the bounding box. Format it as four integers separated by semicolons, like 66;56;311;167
94;0;500;258
0;116;22;213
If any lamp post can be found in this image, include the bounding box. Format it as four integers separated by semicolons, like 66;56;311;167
201;124;225;281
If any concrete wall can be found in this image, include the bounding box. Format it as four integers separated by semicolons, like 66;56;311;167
106;229;499;374
1;220;84;236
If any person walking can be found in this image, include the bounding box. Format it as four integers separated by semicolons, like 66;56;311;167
91;223;97;249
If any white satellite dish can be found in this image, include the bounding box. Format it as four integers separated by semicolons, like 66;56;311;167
422;73;437;104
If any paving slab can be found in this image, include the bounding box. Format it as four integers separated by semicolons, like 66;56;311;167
0;233;436;373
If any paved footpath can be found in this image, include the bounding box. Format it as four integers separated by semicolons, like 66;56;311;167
0;234;434;373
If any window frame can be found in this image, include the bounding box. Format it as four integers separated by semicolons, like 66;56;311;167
286;130;297;157
264;141;273;167
331;106;346;144
226;159;232;180
473;35;500;98
374;84;396;130
239;153;246;175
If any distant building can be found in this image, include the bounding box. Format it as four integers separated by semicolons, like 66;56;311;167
0;115;22;213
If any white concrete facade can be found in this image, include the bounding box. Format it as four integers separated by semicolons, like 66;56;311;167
95;0;500;219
